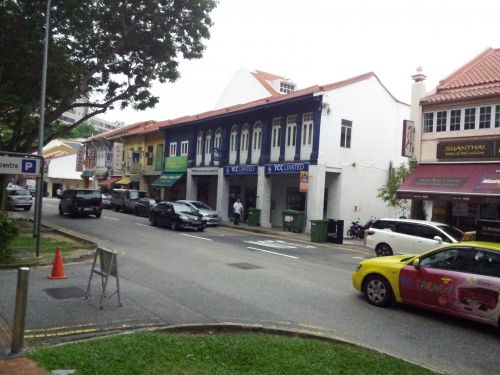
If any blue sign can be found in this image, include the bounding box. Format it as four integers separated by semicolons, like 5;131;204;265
265;163;309;175
21;159;37;174
223;165;258;176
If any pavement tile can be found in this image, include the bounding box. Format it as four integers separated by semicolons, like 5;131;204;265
0;357;50;375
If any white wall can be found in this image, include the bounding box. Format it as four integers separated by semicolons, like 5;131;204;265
317;76;410;228
214;69;273;109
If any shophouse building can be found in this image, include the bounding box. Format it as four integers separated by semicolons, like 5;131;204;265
398;48;500;231
159;72;410;232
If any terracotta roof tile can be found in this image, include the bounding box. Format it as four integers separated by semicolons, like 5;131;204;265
251;70;286;96
422;48;500;104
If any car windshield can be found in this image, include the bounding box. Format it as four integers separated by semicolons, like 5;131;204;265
190;201;211;210
437;225;464;241
76;191;101;199
172;203;197;214
130;191;147;199
9;189;30;196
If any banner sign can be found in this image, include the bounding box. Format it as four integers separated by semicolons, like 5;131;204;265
112;142;124;171
75;145;85;172
223;165;258;176
265;162;309;175
165;155;188;173
299;171;309;192
191;167;219;176
401;120;415;157
437;139;500;160
0;155;40;176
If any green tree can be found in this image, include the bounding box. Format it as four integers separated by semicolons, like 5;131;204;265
64;123;97;139
377;162;410;214
0;0;217;153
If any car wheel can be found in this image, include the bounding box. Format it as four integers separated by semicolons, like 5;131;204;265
58;206;64;216
23;206;31;211
113;205;119;212
364;275;393;307
134;208;139;216
171;221;179;231
95;212;102;218
198;224;206;232
375;243;393;257
150;216;157;226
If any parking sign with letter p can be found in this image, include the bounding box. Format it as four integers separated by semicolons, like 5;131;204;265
21;159;37;174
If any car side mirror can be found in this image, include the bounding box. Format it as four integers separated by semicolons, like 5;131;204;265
413;258;420;269
433;236;443;243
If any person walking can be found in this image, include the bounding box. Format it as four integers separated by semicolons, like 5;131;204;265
233;197;243;225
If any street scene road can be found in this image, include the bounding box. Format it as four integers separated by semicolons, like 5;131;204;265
0;198;498;375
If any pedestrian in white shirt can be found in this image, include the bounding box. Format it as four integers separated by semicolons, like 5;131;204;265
233;197;243;225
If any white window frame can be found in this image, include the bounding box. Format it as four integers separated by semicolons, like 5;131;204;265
301;113;313;160
196;132;203;166
169;142;177;156
229;126;238;165
340;119;352;149
204;132;212;165
285;115;297;161
251;122;262;164
180;141;188;156
214;129;222;150
240;125;249;164
271;117;282;162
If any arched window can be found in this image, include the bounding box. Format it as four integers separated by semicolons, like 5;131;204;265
196;131;203;166
251;122;262;164
301;112;314;160
240;124;250;164
204;130;213;165
229;125;238;164
214;128;222;150
285;115;297;161
271;117;282;162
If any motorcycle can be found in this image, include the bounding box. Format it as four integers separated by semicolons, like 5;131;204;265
347;220;365;239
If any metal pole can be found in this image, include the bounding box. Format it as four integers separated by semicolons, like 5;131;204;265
11;267;30;354
33;0;51;253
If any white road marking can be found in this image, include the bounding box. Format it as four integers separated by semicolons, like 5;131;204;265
246;246;298;259
46;203;55;206
244;240;316;250
181;233;213;241
352;256;364;259
103;216;119;221
135;223;151;228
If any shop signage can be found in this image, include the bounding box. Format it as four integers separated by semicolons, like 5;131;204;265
415;177;467;187
165;155;188;173
0;155;40;176
223;165;258;175
401;120;415;157
112;142;124;171
265;162;309;175
75;145;85;172
476;220;500;242
436;139;500;160
299;171;309;193
109;169;122;177
191;167;219;176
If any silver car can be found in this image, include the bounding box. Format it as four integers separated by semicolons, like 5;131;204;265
176;200;220;226
6;187;33;211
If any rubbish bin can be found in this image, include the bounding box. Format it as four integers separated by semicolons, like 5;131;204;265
310;220;329;242
247;208;261;226
327;219;344;244
282;210;305;233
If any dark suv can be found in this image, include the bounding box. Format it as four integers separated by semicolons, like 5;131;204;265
58;189;102;218
110;189;148;213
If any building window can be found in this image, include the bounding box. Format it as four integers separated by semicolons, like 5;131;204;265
205;133;212;154
146;145;154;166
464;108;476;130
252;123;262;151
496;105;500;128
169;142;177;156
302;113;313;146
197;133;203;156
450;109;461;131
340;119;352;148
181;141;188;156
280;82;295;94
479;106;491;129
423;112;433;133
286;115;297;147
436;111;447;132
230;129;238;151
272;118;281;148
214;129;222;149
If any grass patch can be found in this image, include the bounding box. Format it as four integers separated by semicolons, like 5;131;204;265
30;331;436;375
8;235;81;254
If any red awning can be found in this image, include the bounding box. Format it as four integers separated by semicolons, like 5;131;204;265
397;163;500;199
98;177;121;187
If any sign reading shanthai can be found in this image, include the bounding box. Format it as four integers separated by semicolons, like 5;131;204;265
437;139;500;160
265;162;309;175
223;165;258;175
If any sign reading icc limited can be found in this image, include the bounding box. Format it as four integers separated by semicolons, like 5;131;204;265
0;155;40;176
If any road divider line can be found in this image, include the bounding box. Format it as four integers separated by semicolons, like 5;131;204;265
352;256;364;259
181;233;213;241
135;223;151;228
246;246;298;259
103;216;119;221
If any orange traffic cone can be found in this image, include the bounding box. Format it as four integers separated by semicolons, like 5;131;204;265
48;248;68;279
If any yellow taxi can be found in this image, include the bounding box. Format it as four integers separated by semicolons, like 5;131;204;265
352;241;500;327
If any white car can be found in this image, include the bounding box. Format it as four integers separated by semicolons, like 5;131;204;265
364;218;464;256
6;187;33;211
176;200;220;226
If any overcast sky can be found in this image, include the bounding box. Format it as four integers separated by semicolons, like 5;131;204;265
101;0;500;124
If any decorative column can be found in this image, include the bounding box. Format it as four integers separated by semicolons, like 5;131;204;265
257;166;272;227
216;168;229;222
186;169;197;200
305;164;326;232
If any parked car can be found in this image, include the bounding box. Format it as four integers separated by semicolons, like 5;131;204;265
26;186;36;197
101;193;112;208
134;198;157;217
58;189;102;218
6;187;32;211
364;218;464;256
352;241;500;327
149;201;205;231
176;200;220;226
110;189;148;213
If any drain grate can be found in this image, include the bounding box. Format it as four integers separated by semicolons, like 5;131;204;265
227;263;263;270
44;287;86;300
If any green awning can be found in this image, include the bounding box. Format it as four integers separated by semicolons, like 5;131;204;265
151;173;184;187
81;169;95;178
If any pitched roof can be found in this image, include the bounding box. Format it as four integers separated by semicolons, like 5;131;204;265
159;72;384;129
421;48;500;104
251;70;287;96
85;120;155;142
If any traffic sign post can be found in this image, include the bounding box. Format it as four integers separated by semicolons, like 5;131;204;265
0;151;44;257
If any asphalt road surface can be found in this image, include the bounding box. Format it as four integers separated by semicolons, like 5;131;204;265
1;198;499;375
